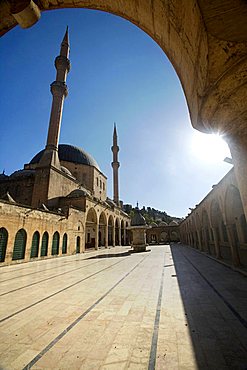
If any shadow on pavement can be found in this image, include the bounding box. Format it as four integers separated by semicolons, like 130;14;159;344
170;243;247;370
86;251;132;259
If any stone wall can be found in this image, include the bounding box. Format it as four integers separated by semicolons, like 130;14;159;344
179;168;247;269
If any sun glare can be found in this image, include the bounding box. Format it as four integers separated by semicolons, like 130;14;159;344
190;132;231;163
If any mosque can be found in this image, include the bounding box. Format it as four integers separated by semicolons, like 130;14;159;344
0;29;130;264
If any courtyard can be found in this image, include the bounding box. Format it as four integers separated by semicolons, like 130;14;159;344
0;245;247;369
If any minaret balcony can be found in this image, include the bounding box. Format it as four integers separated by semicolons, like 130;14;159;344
111;145;119;152
55;55;71;73
111;161;120;169
50;81;68;97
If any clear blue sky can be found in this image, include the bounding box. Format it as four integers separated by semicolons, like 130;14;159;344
0;9;231;218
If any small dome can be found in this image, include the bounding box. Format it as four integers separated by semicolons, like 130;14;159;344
150;222;158;227
159;221;168;226
10;169;35;178
169;220;178;226
67;188;90;198
61;166;73;176
131;208;146;226
30;144;100;170
106;198;117;208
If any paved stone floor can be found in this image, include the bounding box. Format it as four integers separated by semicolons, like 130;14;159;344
0;244;247;370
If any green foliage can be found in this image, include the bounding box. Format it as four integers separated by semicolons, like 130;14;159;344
123;204;181;225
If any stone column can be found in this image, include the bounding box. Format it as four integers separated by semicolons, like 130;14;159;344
226;133;247;221
212;227;221;259
119;227;122;246
24;231;33;261
123;227;126;246
226;224;240;266
5;231;15;264
47;235;53;257
95;224;99;250
105;224;108;248
112;224;115;247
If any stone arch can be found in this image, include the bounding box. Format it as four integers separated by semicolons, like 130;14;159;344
12;228;27;260
0;227;8;262
121;220;125;246
99;211;107;247
195;213;201;229
3;1;209;133
85;208;98;249
62;233;68;254
30;231;40;258
76;236;80;253
225;185;247;266
160;231;168;244
115;218;120;246
51;231;60;256
210;199;226;259
108;215;114;247
201;209;211;254
40;232;49;257
170;231;179;242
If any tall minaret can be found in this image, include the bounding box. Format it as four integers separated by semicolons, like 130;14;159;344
31;28;70;208
39;27;70;168
111;123;120;205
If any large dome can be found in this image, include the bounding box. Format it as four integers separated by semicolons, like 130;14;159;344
30;144;100;170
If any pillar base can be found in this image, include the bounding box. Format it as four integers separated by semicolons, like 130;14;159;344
132;244;147;252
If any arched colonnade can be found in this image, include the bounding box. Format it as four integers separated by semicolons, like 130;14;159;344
85;207;130;249
180;176;247;268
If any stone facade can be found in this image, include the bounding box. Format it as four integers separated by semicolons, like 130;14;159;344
147;223;180;244
179;167;247;269
0;29;130;266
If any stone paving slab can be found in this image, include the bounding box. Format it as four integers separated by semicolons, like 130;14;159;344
0;245;247;369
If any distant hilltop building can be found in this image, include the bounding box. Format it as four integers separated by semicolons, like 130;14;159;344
0;29;130;265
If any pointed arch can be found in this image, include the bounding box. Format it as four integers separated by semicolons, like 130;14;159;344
99;211;107;247
30;231;40;258
62;233;68;254
85;207;98;249
12;229;27;260
115;218;120;246
108;215;114;247
52;231;60;255
0;227;8;262
41;232;49;257
76;236;80;253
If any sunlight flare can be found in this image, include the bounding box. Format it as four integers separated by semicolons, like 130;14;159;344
190;131;231;163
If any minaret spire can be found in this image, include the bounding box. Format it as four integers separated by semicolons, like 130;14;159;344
111;123;120;205
39;27;71;168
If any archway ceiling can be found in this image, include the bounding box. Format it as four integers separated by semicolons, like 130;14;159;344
1;0;247;135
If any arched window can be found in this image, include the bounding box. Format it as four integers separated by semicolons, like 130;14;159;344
76;236;80;253
240;214;247;243
0;227;8;262
62;233;68;254
30;231;40;258
41;232;49;257
222;221;228;242
12;229;27;260
51;232;59;255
